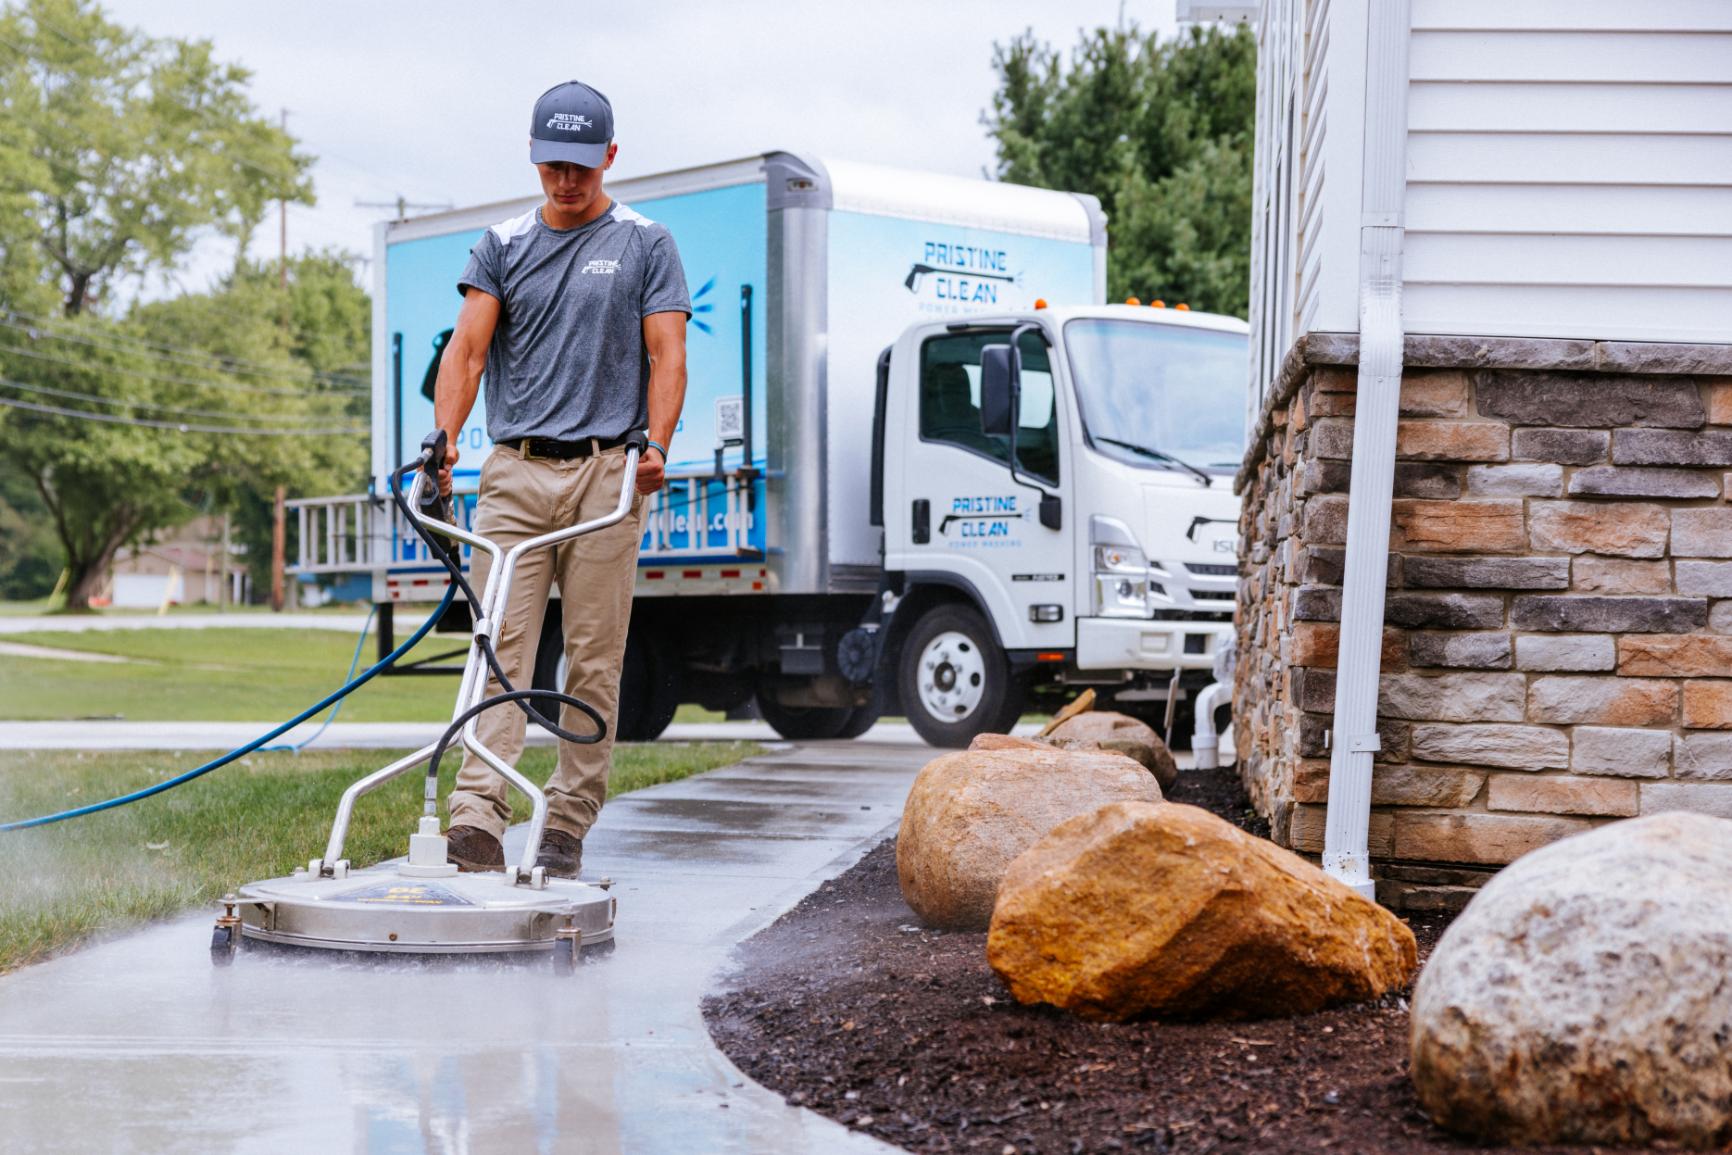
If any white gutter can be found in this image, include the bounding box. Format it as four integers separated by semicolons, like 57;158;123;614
1322;0;1411;901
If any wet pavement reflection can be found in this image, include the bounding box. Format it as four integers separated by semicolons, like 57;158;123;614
0;742;926;1154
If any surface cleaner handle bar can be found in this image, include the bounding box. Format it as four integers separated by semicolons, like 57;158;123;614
325;435;647;874
403;430;647;532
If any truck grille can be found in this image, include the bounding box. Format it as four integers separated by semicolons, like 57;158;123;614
1184;562;1238;577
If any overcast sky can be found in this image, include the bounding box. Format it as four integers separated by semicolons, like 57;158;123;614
96;0;1182;295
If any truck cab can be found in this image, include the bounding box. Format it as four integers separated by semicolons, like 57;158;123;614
872;303;1247;746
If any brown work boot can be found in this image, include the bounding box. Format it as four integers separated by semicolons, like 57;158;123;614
535;829;583;880
446;825;505;872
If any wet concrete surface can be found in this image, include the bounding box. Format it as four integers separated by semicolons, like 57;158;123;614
0;742;929;1154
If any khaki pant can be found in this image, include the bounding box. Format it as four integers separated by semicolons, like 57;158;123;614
447;443;645;840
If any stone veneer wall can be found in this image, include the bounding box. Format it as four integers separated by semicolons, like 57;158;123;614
1235;333;1732;910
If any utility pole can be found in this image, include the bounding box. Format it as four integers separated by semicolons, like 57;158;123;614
220;513;231;611
356;195;453;221
271;486;286;612
279;108;290;289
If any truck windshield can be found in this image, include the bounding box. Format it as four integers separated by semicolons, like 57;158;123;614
1063;319;1248;474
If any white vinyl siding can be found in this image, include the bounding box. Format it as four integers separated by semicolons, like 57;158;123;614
1402;2;1732;342
1248;0;1366;410
1248;0;1297;409
1249;0;1732;356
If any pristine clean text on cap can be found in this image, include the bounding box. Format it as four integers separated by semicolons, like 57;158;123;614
530;81;613;167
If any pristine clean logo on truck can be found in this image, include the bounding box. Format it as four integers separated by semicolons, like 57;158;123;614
904;241;1022;306
940;494;1025;547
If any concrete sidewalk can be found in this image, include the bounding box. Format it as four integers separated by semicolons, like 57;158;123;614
0;742;924;1153
0;612;371;635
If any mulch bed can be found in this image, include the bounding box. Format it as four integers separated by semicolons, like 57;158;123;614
702;765;1599;1155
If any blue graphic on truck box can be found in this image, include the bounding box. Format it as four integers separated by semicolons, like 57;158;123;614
383;180;767;567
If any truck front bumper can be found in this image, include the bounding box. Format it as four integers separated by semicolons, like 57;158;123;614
1075;617;1234;672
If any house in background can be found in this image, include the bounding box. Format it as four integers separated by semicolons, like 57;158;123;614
1230;0;1732;908
104;516;247;608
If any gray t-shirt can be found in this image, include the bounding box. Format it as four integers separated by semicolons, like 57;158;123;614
457;200;690;443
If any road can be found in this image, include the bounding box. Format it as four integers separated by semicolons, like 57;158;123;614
0;741;925;1154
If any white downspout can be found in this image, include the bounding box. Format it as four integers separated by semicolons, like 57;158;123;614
1191;681;1231;770
1322;0;1411;901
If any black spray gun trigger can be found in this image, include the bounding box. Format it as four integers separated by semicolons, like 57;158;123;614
417;429;458;546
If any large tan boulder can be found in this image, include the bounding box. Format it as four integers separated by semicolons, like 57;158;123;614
1046;711;1178;790
967;733;1050;753
897;746;1161;930
987;801;1417;1022
1411;812;1732;1148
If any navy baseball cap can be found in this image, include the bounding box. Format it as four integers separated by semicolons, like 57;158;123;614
530;81;613;167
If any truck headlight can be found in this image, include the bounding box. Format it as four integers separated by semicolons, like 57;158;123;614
1090;515;1154;619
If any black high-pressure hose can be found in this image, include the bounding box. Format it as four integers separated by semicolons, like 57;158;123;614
388;431;606;787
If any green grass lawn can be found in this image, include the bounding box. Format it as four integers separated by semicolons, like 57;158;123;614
0;740;757;973
0;597;61;616
3;625;485;722
1;625;735;724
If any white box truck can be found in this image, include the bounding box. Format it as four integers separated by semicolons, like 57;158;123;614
290;152;1247;746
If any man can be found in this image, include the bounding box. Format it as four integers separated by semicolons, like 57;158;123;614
431;79;689;878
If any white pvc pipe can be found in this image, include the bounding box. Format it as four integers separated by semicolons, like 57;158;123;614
1190;681;1231;770
1322;0;1411;903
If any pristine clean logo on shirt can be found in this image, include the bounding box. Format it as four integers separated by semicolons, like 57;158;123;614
457;202;691;445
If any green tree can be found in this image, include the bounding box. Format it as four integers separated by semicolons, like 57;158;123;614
0;470;61;598
0;0;309;315
147;251;371;595
0;281;366;609
985;22;1256;317
0;0;350;609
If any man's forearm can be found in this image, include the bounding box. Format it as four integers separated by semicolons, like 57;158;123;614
645;354;686;453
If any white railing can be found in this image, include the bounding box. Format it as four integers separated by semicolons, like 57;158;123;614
291;494;387;575
287;467;759;575
643;469;759;559
291;491;481;575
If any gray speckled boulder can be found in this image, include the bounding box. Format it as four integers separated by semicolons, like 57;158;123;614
1410;812;1732;1148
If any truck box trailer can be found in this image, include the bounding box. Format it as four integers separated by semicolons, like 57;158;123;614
290;151;1246;746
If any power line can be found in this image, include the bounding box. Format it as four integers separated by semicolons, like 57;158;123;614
1;309;369;389
3;306;370;387
1;323;368;400
0;334;349;400
0;393;364;437
356;195;454;221
0;377;331;426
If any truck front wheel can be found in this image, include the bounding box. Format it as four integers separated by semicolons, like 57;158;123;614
754;690;855;741
898;604;1024;748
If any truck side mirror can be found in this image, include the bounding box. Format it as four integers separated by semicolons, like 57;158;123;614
979;343;1017;438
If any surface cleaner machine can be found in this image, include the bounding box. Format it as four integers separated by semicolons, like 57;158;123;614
212;431;644;971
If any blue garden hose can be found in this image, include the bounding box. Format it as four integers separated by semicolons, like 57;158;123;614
0;582;456;832
262;604;378;754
